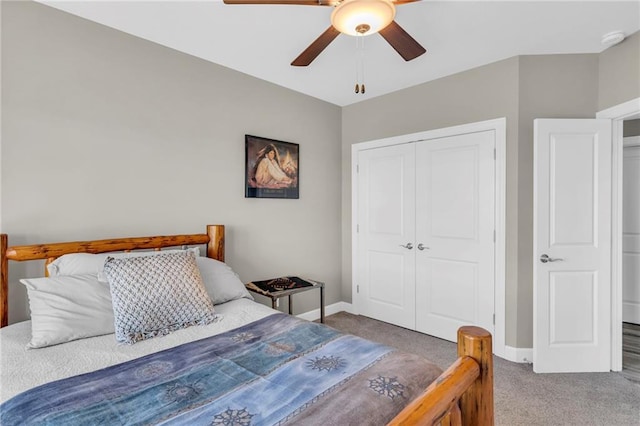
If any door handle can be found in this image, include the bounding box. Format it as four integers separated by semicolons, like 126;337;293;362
540;254;564;263
417;243;429;251
399;243;413;250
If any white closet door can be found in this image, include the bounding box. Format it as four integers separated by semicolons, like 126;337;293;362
623;144;640;325
415;131;495;342
356;143;416;329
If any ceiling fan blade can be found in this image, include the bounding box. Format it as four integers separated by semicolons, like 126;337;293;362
223;0;334;5
291;26;341;66
378;20;426;61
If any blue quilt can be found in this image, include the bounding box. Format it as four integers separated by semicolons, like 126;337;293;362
0;314;442;425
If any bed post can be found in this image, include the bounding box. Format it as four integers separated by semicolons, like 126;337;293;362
206;225;225;262
1;234;8;328
458;326;494;425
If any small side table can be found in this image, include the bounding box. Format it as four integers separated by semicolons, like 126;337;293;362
245;279;325;323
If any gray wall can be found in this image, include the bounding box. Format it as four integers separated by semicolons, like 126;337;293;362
1;1;342;323
342;57;522;345
598;30;640;111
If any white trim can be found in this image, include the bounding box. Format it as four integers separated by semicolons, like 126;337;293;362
597;98;640;120
597;97;640;372
504;346;534;364
494;119;507;361
351;117;507;360
297;302;354;322
351;144;360;317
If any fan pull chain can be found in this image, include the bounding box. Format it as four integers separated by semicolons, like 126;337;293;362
354;36;366;95
360;35;366;94
354;36;360;93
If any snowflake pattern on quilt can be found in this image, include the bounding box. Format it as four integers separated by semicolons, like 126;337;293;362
162;382;204;404
134;361;174;380
231;332;256;343
211;407;255;425
306;355;345;372
368;376;405;399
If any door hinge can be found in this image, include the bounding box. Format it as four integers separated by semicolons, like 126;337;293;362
493;148;496;159
493;230;496;242
357;285;360;293
493;313;495;325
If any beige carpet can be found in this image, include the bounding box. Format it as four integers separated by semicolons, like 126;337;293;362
323;312;640;426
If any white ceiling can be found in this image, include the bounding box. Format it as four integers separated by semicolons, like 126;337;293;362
39;1;640;106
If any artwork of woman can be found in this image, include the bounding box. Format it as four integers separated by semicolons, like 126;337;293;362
251;143;295;188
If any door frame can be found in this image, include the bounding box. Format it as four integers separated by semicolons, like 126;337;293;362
596;96;640;371
351;117;507;359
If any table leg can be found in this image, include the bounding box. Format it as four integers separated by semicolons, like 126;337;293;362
288;295;293;315
320;286;325;323
271;298;277;310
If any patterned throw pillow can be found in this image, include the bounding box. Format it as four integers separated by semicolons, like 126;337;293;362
104;251;218;344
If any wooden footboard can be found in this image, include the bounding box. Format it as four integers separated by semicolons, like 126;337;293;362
389;326;493;426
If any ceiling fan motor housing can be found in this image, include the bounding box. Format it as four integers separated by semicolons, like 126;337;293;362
331;0;396;36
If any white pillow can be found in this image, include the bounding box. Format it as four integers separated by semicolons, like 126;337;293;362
195;256;253;305
47;247;200;281
20;274;114;349
104;251;218;344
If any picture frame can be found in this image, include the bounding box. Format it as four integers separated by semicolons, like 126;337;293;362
245;135;299;199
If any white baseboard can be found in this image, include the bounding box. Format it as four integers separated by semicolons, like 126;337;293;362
297;302;354;322
504;345;533;364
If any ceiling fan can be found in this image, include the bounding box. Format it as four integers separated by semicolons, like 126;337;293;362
222;0;426;66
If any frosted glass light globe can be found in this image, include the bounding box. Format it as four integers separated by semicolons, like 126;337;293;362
331;0;396;37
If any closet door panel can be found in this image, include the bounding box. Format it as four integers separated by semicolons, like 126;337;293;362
429;147;478;240
357;143;416;329
368;251;406;308
415;131;495;342
428;258;477;323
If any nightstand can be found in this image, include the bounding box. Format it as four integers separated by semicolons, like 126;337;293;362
245;278;325;323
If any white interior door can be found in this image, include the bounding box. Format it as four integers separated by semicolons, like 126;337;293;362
415;131;495;342
622;140;640;325
356;143;416;329
533;119;612;373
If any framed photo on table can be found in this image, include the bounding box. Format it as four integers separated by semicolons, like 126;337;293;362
245;135;299;199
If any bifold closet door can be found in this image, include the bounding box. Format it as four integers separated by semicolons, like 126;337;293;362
356;143;416;330
415;131;496;342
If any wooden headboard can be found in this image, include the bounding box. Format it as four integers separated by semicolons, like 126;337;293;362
0;224;225;328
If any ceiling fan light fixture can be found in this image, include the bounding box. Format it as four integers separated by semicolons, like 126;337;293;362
331;0;396;36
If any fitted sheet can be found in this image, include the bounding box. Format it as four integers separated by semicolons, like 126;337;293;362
0;298;277;403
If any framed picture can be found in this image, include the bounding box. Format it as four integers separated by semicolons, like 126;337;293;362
245;135;299;199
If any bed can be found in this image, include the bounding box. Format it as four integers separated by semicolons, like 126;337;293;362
0;225;493;425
